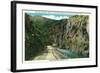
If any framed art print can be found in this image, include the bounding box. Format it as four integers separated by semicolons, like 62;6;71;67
11;1;98;72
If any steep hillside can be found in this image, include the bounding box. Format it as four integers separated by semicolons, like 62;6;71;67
64;15;89;57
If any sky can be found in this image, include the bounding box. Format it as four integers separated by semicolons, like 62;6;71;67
42;15;69;20
27;12;77;20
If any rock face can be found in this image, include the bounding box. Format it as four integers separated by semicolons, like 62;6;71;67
65;15;89;57
25;13;89;60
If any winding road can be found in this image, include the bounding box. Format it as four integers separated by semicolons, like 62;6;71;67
33;46;71;60
33;45;85;60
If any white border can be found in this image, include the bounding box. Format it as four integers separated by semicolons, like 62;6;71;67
16;3;96;70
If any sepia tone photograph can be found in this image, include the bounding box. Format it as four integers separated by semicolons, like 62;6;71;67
25;11;89;61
